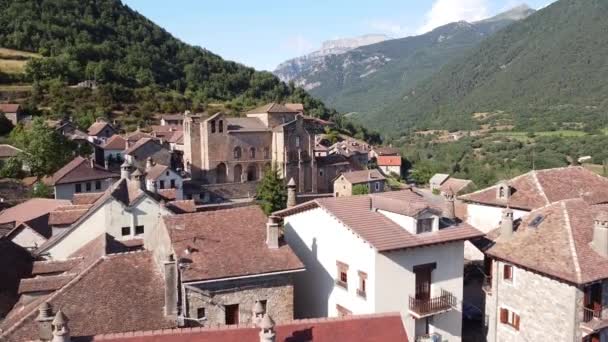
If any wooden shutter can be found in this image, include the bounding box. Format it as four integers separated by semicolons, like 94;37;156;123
503;265;512;280
500;308;508;323
513;313;520;330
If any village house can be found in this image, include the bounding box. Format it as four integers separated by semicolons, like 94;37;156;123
329;137;371;168
87;118;116;143
275;189;482;341
158;113;185;126
370;146;401;159
0;103;24;125
459;166;608;259
51;156;119;200
101;135;127;165
333;169;386;197
378;155;402;178
429;174;474;195
0;198;71;250
124;137;177;171
149;205;304;326
144;159;184;200
481;198;608;342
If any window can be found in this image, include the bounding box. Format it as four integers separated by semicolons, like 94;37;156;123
135;225;144;235
225;304;239;325
357;271;367;298
503;264;514;282
121;227;131;236
85;182;91;191
336;261;349;289
259;300;267;312
211;120;216;133
233;147;242;159
75;183;82;193
95;180;101;190
375;182;380;191
219;120;223;133
500;308;520;330
170;179;176;188
319;169;324;177
295;136;300;147
166;171;170;176
336;304;352;317
416;218;434;234
196;307;206;319
249;147;256;159
159;180;165;189
263;147;270;159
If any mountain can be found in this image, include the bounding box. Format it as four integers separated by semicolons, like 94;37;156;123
275;34;389;86
273;5;534;117
364;0;608;135
0;0;334;123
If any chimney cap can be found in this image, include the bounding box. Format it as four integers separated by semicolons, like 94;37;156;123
287;178;296;187
253;301;265;315
132;169;143;177
260;314;275;329
53;310;68;325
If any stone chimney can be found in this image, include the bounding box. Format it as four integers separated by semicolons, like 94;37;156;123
443;188;456;220
89;158;95;169
36;302;54;341
252;300;266;326
146;157;154;171
146;178;158;194
287;178;297;208
51;310;70;342
132;169;145;190
104;158;110;170
592;212;608;257
120;160;132;180
163;255;178;318
266;216;280;249
259;314;276;342
500;207;514;239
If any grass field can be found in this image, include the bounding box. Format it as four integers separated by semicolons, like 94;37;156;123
0;84;32;91
0;48;40;59
492;130;588;141
0;47;41;74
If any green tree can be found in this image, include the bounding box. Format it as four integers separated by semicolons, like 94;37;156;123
0;113;14;135
256;167;287;216
30;181;53;198
0;157;23;178
352;184;370;195
410;160;441;185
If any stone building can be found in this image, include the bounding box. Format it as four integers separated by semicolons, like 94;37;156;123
0;103;24;125
150;205;304;327
481;198;608;342
87;118;116;143
183;103;332;196
333;169;386;197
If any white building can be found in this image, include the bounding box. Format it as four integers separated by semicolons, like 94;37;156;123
377;155;402;178
144;159;183;200
275;189;482;341
51;156;119;201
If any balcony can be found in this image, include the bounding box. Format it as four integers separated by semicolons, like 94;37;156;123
482;274;492;294
415;333;442;342
409;289;457;318
583;306;602;323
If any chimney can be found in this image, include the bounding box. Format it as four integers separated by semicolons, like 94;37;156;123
592;212;608;257
500;207;514;239
259;314;276;342
252;300;266;326
36;302;54;341
104;158;110;170
132;169;145;190
51;310;70;342
146;179;158;194
163;255;178;318
287;178;297;208
443;188;456;220
266;216;280;249
89;158;95;169
120;160;132;180
146;157;154;171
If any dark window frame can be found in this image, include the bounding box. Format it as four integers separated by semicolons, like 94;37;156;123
121;226;131;236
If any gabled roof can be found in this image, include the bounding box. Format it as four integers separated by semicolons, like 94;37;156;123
440;177;473;194
246;102;300;114
163;205;304;282
0;103;20;113
88;121;114;136
49;204;94;226
374;147;400;156
52;156;119;185
124;137;156;155
226;117;269;132
145;164;170;181
429;173;450;185
460;166;608;210
377;156;401;167
167;130;183;144
0;198;71;238
125;130;154;142
103;135;127;150
0;144;22;158
338;169;385;185
275;190;482;252
284;103;304;112
93;313;409;342
486;198;608;285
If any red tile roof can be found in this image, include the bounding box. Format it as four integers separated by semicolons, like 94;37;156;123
124;138;156;155
0;198;70;226
18;273;75;294
93;313;408;342
377;155;402;166
275;190;483;252
284;103;304;112
0;103;20;113
165;200;197;214
440;178;473;194
374;147;400;156
0;144;22;158
246;103;300;114
163;205;304;282
0;251;175;341
460;166;608;210
48;204;94;226
72;192;105;205
103;135;127;150
339;169;385;184
88;121;114;136
146;164;169;180
32;258;83;276
487;198;608;285
125;130;154;142
52;156;119;185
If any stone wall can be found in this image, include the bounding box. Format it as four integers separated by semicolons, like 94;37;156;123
185;274;294;326
485;259;579;342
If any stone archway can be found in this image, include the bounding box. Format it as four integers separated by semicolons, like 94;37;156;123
216;163;227;184
246;164;258;181
234;164;243;183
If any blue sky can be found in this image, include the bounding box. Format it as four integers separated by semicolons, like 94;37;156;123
123;0;556;71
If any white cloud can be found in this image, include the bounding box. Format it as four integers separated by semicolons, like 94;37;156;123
417;0;490;34
281;34;316;56
366;19;411;38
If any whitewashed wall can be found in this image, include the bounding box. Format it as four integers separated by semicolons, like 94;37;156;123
465;203;528;233
11;226;47;249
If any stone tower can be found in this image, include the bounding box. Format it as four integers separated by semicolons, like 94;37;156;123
183;111;203;180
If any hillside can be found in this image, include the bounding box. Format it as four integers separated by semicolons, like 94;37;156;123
0;0;335;127
274;5;534;116
363;0;608;135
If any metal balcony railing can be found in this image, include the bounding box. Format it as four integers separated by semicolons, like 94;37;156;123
583;306;602;323
409;289;456;318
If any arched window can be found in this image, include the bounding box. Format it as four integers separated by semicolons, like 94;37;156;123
250;147;256;159
219;120;223;133
216;163;227;183
246;164;258;181
263;147;270;159
211;120;216;133
234;164;243;183
233;147;241;159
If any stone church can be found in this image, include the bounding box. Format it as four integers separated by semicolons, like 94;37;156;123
184;103;348;194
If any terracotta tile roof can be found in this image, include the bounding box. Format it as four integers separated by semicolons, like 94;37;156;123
125;130;154;142
275;190;483;252
52;156;119;185
377;155;402;166
124;138;156;155
374;147;400;156
460;166;608;210
0;198;70;226
165;200;197;214
1;251;175;341
146;164;169;180
486;198;608;285
0;103;20;113
21;175;53;187
284;103;304;112
93;312;408;342
103;135;127;150
167;130;183;144
339;169;385;184
150;125;182;133
18;273;76;294
0;144;22;158
226;117;269;132
72;192;105;205
246;103;300;114
440;178;473;194
88;121;113;136
163;205;304;282
158;113;184;121
49;204;94;226
32;258;82;276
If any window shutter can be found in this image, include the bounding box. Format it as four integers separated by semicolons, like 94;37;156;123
514;314;520;330
503;265;512;280
500;308;508;323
